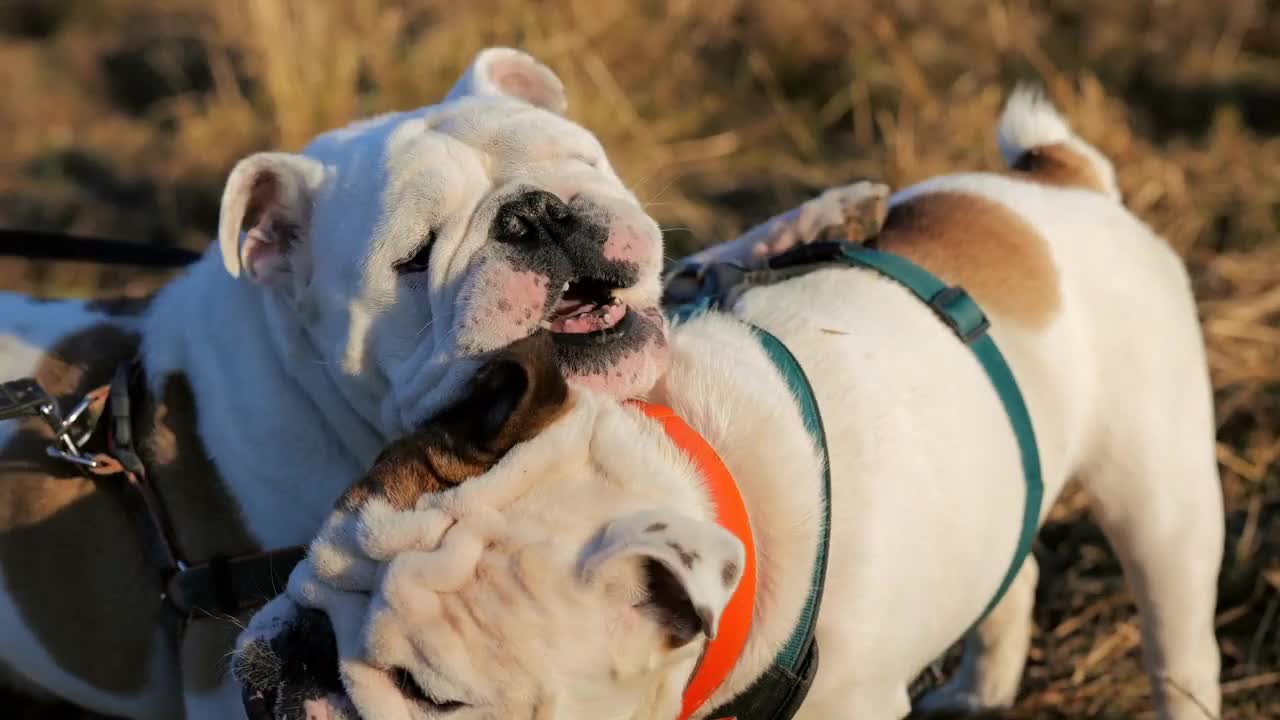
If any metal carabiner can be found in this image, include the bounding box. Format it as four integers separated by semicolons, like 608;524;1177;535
1;377;104;470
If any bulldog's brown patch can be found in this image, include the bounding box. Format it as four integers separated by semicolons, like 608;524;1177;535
339;436;465;512
341;333;570;512
874;191;1061;328
0;324;260;695
1008;143;1108;195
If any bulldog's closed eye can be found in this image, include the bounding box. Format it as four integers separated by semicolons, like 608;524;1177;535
391;667;467;714
571;153;599;168
394;231;438;275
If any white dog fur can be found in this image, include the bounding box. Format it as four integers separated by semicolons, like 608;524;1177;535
0;47;809;719
241;89;1224;720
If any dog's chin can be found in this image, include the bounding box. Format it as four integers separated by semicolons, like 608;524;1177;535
551;304;668;397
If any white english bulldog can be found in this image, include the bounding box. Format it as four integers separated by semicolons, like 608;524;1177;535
235;90;1225;720
0;47;841;720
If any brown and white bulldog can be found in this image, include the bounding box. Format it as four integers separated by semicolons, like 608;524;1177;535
0;47;867;720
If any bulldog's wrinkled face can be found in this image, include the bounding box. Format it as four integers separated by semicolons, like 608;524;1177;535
234;337;744;720
218;48;667;432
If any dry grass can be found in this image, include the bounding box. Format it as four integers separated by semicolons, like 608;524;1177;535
1;0;1278;717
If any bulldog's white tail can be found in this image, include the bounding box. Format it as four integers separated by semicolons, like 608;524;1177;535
997;86;1120;200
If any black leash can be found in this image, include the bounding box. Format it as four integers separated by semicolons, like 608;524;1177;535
0;228;202;269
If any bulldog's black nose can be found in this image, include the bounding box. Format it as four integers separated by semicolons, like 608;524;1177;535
235;608;346;720
493;189;581;246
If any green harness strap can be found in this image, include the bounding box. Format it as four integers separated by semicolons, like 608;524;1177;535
697;321;832;720
666;240;1043;720
745;325;832;670
832;244;1043;622
666;240;1043;627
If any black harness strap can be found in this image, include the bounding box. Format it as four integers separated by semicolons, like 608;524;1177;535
91;362;186;576
83;362;306;627
709;644;821;720
168;548;308;618
2;230;303;631
664;241;861;314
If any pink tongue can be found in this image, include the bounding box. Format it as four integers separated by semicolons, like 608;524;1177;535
553;297;593;315
550;301;626;334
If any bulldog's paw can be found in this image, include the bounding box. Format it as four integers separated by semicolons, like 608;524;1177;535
749;180;891;260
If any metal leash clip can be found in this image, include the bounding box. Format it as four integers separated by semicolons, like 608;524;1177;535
0;378;104;469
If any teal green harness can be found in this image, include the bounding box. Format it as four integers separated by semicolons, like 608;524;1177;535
664;240;1043;720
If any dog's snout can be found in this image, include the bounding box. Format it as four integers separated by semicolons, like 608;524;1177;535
235;609;345;720
494;189;580;245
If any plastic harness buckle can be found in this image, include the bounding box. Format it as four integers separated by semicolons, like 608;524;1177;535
928;286;990;345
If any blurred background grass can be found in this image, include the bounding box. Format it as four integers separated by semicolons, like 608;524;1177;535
0;0;1277;717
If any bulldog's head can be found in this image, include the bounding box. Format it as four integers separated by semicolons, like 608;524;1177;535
218;48;667;432
234;340;745;720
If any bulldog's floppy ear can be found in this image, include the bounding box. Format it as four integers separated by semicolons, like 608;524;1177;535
339;332;570;511
445;47;568;115
218;152;325;281
579;509;746;648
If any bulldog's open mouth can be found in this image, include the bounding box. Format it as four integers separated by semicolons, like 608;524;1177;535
459;194;666;396
544;275;635;343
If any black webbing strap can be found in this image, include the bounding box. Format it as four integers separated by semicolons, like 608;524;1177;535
95;362;306;623
101;362;185;576
0;228;202;268
167;547;308;618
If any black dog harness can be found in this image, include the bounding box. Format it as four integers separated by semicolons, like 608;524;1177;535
0;365;306;644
